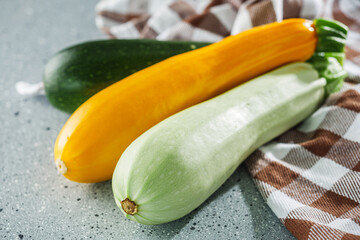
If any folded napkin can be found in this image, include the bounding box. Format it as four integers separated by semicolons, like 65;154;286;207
96;0;360;238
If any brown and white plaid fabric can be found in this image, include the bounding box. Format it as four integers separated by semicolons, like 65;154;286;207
246;83;360;239
95;0;324;41
95;0;360;238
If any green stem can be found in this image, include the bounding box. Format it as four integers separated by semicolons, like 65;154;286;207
308;18;349;96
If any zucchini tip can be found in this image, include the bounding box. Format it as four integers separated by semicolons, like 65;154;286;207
121;198;138;215
55;158;67;175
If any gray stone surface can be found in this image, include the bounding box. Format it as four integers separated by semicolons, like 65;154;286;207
0;0;295;239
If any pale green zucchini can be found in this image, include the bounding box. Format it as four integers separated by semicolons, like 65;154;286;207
112;62;326;225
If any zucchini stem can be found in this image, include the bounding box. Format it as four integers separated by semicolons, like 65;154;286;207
121;198;138;215
308;18;348;95
15;81;45;95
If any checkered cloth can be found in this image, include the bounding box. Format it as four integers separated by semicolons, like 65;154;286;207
95;0;360;238
246;83;360;239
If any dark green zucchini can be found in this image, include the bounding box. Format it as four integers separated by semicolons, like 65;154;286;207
43;39;210;113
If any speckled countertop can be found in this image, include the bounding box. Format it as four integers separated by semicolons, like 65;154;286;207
0;1;295;239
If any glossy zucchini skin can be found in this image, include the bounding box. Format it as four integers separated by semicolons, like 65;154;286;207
112;62;326;225
43;39;210;113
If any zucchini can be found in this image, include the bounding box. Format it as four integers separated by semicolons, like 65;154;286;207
43;39;209;113
112;62;326;225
